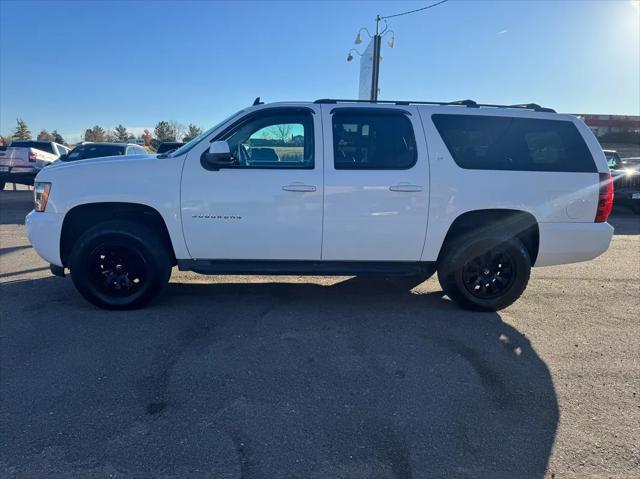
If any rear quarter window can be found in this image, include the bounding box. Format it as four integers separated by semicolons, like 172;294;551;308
432;114;596;173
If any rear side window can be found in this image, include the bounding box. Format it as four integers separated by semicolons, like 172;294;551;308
432;114;596;173
332;110;417;170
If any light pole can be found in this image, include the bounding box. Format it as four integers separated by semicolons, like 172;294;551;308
349;17;394;101
346;0;448;101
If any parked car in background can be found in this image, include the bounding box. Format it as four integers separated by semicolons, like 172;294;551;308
604;149;622;170
60;142;148;162
611;157;640;214
27;98;615;311
0;141;69;189
621;157;640;170
605;151;640;214
156;142;184;154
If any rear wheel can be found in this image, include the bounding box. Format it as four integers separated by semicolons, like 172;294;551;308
69;220;172;310
437;234;531;311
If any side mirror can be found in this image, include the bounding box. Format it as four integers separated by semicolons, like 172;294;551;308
203;140;233;170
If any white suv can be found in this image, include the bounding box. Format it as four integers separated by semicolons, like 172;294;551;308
26;99;614;311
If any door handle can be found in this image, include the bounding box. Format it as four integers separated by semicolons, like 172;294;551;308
282;184;317;192
389;184;423;192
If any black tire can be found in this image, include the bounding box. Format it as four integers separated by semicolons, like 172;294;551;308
69;220;172;310
437;234;531;311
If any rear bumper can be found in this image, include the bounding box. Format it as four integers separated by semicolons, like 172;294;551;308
0;168;38;185
535;222;614;267
25;210;64;267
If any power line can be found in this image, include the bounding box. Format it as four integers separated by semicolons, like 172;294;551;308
381;0;449;20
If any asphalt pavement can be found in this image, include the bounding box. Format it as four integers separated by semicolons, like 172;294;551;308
1;190;638;478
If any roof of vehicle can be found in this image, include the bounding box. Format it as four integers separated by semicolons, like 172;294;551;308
312;98;557;113
72;142;142;148
251;96;557;113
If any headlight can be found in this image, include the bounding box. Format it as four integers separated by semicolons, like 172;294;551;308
34;182;51;212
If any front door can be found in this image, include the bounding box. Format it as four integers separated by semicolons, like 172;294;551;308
181;106;323;260
320;105;430;261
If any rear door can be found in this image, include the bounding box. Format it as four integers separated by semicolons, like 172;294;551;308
320;104;430;261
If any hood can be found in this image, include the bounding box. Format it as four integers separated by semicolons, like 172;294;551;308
44;153;157;171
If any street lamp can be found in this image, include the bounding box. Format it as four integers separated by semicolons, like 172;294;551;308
345;0;448;101
346;16;395;101
346;49;362;62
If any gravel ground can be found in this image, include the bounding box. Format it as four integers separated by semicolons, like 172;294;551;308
1;190;638;479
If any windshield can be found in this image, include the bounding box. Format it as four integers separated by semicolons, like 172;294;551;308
66;144;126;161
165;109;245;158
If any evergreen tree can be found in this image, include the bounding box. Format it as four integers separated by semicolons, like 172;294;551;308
154;121;175;143
13;119;31;140
51;130;65;144
183;124;202;142
113;124;129;142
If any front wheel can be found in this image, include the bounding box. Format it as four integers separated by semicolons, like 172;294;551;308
69;220;172;310
437;235;531;311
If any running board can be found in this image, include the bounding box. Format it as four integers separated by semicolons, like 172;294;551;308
177;259;436;277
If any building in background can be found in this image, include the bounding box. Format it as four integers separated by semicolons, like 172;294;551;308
577;114;640;138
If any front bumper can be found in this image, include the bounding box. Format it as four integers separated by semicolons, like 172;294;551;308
613;189;640;209
25;210;65;267
535;222;614;267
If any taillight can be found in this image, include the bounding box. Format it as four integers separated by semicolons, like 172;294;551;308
595;172;613;223
28;151;37;162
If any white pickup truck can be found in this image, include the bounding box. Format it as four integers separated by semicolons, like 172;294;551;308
26;99;614;311
0;140;69;189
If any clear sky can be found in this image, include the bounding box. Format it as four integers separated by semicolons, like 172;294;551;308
1;0;638;143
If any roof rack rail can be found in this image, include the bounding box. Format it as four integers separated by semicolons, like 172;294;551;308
313;98;556;113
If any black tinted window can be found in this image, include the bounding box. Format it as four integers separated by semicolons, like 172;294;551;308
66;144;126;161
11;141;54;154
332;110;416;169
432;114;596;173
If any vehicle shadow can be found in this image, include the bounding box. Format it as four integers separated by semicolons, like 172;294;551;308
1;275;559;479
609;208;640;235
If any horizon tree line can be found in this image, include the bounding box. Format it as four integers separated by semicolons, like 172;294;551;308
1;118;203;149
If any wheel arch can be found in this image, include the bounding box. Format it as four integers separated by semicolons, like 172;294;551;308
437;209;540;265
60;202;177;267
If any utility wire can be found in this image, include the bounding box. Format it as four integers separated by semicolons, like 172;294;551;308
381;0;449;20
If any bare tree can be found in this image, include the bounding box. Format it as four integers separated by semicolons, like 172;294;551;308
269;124;293;143
169;121;185;142
37;129;54;141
